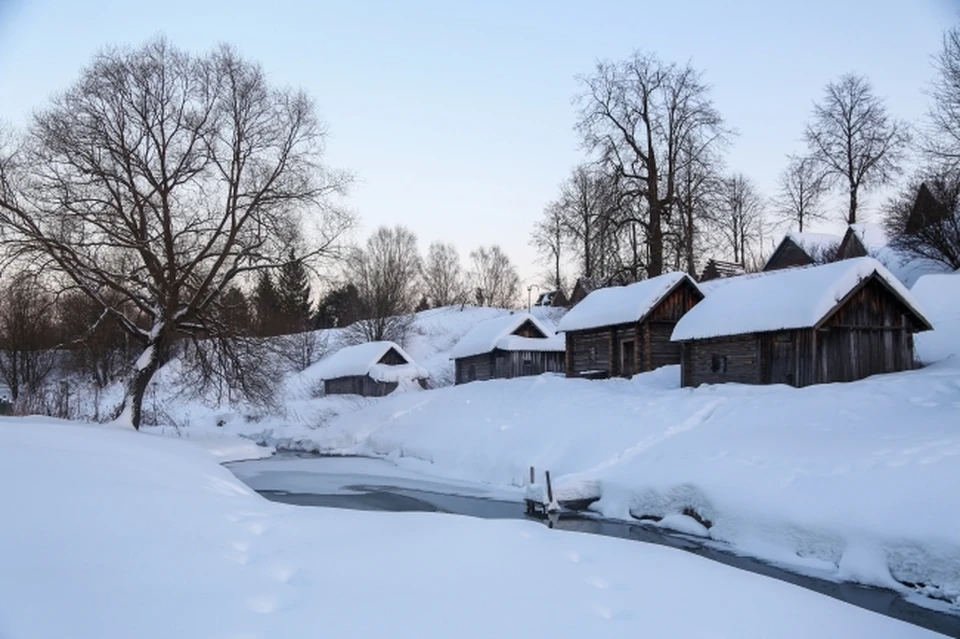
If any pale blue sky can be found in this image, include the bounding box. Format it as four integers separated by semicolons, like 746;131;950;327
0;0;955;287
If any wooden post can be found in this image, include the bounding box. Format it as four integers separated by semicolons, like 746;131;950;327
545;470;553;503
529;466;535;485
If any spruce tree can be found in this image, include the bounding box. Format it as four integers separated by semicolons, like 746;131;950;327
277;250;312;333
252;270;281;336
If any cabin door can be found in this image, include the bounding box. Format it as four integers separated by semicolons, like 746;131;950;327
769;333;795;385
620;339;635;377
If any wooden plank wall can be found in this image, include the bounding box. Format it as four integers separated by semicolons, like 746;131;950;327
324;375;398;397
566;329;614;377
681;335;762;387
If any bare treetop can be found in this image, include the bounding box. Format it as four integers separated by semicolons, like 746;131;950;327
0;38;353;428
804;73;910;225
575;51;727;277
926;24;960;169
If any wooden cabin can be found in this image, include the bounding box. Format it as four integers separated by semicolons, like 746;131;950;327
763;231;841;272
557;272;704;379
672;257;932;388
534;289;569;308
451;313;565;384
699;259;745;282
313;341;427;397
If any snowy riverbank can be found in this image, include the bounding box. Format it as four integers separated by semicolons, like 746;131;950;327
0;418;943;638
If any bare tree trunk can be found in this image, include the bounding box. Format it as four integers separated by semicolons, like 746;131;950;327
648;202;664;276
848;185;858;225
117;332;165;430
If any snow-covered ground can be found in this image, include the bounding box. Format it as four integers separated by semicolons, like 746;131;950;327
0;418;941;638
151;288;960;611
20;290;960;613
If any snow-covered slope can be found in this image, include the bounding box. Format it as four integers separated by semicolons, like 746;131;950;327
3;418;937;639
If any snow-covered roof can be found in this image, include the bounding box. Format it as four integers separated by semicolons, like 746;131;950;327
672;257;931;342
558;272;701;333
310;341;427;382
450;313;563;360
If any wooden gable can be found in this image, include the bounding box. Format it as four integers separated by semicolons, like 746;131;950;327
377;347;410;366
817;273;932;332
511;318;548;340
763;237;815;272
906;182;952;234
835;227;869;260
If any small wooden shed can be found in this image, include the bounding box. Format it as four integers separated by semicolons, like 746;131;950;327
451;313;565;384
672;257;933;388
763;231;841;272
558;272;704;379
699;259;745;282
313;341;428;397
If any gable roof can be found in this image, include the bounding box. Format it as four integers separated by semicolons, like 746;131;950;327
310;341;426;382
844;223;889;254
838;223;952;287
558;272;701;333
763;231;842;270
672;257;932;342
450;312;563;359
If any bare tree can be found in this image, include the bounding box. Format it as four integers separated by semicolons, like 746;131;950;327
884;170;960;270
673;136;725;275
0;272;57;402
469;245;520;308
804;74;910;224
773;155;829;233
576;52;727;276
422;241;466;307
345;225;422;344
530;201;566;292
709;174;767;265
0;39;352;429
925;24;960;168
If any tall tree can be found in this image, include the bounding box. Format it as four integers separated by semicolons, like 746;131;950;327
422;241;466;307
884;170;960;270
277;250;312;333
576;52;727;277
925;24;960;168
0;273;56;402
804;73;910;224
345;226;422;343
314;283;361;329
530;201;566;292
252;271;282;337
673;137;724;275
0;39;353;428
774;155;828;232
710;174;766;265
469;245;520;308
219;286;253;337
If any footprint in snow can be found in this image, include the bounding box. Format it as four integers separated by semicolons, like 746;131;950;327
246;522;266;536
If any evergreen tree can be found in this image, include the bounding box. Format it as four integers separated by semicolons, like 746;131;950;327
220;286;253;336
315;284;361;329
277;250;312;333
252;270;281;337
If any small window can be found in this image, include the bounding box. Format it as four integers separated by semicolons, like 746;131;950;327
711;355;727;373
775;332;791;343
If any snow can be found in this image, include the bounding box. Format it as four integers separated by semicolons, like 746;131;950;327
306;340;427;382
0;418;941;638
449;312;563;360
672;256;930;341
558;272;698;332
912;271;960;363
848;223;890;254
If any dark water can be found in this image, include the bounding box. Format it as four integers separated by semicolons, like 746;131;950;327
235;461;960;637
